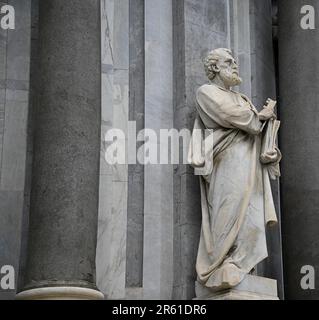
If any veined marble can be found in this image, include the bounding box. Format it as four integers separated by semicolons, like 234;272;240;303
143;0;174;300
96;0;129;300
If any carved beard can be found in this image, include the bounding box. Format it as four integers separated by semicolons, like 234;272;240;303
219;68;242;87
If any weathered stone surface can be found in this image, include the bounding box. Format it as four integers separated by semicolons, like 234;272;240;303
250;0;284;300
20;0;101;291
0;191;24;299
143;0;174;300
278;0;319;300
0;0;31;300
126;0;145;289
96;0;129;300
229;0;251;97
18;0;39;293
195;275;278;300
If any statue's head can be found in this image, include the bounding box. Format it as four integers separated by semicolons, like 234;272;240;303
204;48;242;88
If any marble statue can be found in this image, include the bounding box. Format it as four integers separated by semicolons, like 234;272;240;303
188;48;282;292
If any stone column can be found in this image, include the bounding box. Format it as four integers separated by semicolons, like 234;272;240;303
278;0;319;299
17;0;103;300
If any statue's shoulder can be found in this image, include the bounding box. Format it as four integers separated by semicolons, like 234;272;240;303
197;84;228;101
197;83;220;96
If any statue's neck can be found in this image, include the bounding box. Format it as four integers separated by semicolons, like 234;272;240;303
210;76;230;90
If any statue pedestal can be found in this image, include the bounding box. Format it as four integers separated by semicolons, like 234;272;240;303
194;275;279;300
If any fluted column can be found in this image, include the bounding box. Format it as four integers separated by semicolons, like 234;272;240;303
17;0;103;300
278;0;319;299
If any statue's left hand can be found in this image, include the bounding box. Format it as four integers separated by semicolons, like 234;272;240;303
258;107;276;121
264;98;277;111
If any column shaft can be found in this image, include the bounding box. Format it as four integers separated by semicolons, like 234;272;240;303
278;0;319;299
19;0;102;296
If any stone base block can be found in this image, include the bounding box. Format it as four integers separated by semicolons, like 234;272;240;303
16;287;105;300
194;275;279;300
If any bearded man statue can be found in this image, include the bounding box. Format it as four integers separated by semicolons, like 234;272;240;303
188;48;281;292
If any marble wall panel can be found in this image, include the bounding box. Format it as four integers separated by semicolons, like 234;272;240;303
96;0;129;300
0;0;31;300
143;0;174;300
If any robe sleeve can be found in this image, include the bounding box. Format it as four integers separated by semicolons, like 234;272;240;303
196;85;263;135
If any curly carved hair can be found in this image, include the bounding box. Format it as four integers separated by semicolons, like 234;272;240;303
203;48;233;81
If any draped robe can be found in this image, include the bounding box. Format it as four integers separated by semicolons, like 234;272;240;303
188;83;279;290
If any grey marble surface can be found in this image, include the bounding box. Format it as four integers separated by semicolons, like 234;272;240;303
143;0;174;300
0;0;31;300
126;0;145;289
230;0;251;97
278;0;319;300
250;0;284;300
21;0;101;291
96;0;129;300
